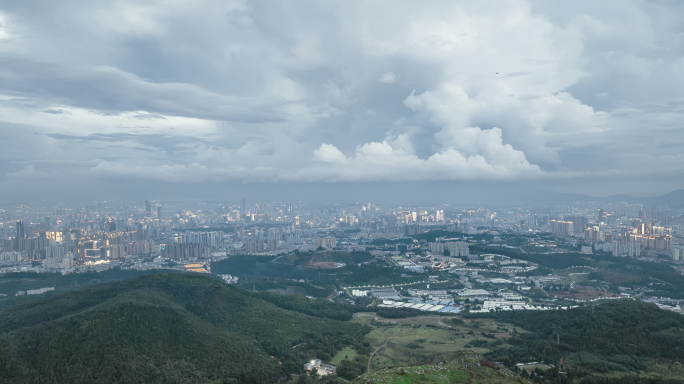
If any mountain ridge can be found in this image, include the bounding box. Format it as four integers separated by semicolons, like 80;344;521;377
0;273;370;384
525;188;684;206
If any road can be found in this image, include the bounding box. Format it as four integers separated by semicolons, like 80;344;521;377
367;338;390;373
343;280;450;290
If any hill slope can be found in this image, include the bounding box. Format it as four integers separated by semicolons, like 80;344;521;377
354;351;529;384
469;300;684;382
0;273;370;384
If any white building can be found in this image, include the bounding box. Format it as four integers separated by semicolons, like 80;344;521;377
42;252;74;269
0;252;22;262
303;359;336;375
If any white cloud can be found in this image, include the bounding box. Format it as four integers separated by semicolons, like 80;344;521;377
378;72;398;84
313;143;347;164
6;165;47;178
301;131;542;182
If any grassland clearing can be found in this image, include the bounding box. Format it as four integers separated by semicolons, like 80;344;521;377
353;350;528;384
351;313;522;371
331;346;358;365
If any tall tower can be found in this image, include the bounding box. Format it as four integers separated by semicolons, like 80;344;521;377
241;198;246;220
16;220;25;239
145;200;152;218
157;206;162;220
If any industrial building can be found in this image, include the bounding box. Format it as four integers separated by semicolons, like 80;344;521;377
370;287;401;300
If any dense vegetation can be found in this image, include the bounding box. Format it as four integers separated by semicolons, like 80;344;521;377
255;290;357;321
374;307;425;318
211;252;424;288
0;273;371;384
0;268;182;312
468;300;684;382
238;275;334;298
469;245;591;270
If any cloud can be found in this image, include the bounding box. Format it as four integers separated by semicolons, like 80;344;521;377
0;0;683;195
302;127;542;182
378;72;399;84
313;143;347;164
89;161;280;183
0;62;292;123
42;108;70;115
6;165;47;178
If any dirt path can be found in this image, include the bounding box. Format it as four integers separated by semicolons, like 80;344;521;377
367;338;390;373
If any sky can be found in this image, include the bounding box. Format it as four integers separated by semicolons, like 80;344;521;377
1;0;684;203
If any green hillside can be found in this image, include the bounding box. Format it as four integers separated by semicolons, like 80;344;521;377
0;273;370;384
468;300;684;382
354;351;529;384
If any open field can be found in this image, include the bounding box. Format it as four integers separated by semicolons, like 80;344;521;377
351;314;521;371
331;346;358;365
353;350;528;384
516;363;553;372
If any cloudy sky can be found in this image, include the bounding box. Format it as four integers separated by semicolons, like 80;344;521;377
1;0;683;202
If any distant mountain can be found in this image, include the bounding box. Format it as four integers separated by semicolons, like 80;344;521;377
639;189;684;207
527;189;684;206
0;273;369;384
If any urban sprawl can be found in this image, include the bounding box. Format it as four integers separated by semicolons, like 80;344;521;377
1;199;683;318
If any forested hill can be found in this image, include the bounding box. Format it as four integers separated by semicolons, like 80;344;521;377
0;273;371;384
468;300;684;382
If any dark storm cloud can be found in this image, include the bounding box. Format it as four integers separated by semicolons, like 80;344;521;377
0;59;289;123
42;109;70;115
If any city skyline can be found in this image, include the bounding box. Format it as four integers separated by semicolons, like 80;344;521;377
1;195;682;269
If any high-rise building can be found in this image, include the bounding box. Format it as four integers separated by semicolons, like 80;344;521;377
16;220;25;239
584;227;599;244
145;200;151;218
157;206;162;220
314;237;337;249
268;238;278;252
549;220;574;236
436;210;444;222
241;198;246;220
429;242;445;254
446;241;469;257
